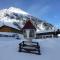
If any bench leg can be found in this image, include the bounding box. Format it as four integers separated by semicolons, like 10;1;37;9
38;48;41;55
19;44;22;52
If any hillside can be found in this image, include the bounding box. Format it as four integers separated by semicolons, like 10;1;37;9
0;7;55;32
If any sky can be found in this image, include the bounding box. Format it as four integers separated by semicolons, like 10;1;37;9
0;0;60;28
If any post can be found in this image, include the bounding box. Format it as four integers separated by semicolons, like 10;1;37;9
26;29;32;45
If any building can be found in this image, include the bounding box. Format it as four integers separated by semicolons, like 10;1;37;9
0;25;20;33
36;29;60;39
22;20;36;41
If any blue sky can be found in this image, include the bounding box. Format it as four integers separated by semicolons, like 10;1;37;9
0;0;60;28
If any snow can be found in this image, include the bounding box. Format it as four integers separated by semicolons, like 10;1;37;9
4;21;20;30
0;32;18;36
36;29;57;33
0;21;3;27
8;7;29;15
0;18;20;30
58;34;60;37
0;7;30;30
0;33;60;60
0;32;24;40
0;7;29;19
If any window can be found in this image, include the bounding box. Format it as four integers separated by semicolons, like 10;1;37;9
29;29;35;37
23;30;27;38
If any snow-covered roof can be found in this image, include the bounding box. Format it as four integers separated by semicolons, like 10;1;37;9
0;21;20;30
4;22;20;30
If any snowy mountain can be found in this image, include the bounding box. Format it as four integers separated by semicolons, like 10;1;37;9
0;7;55;32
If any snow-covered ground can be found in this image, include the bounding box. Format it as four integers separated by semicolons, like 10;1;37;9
0;35;60;60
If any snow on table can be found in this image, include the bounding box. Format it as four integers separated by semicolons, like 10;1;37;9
0;37;60;60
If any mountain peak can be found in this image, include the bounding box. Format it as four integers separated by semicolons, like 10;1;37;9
0;7;29;15
8;7;29;15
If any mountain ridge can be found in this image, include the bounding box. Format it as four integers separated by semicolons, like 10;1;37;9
0;7;55;32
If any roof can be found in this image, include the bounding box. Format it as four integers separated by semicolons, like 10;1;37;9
22;20;36;30
0;25;20;31
36;30;56;34
0;22;20;30
4;22;20;30
36;30;60;35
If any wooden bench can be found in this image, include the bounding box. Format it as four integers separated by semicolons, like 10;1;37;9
19;41;41;55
